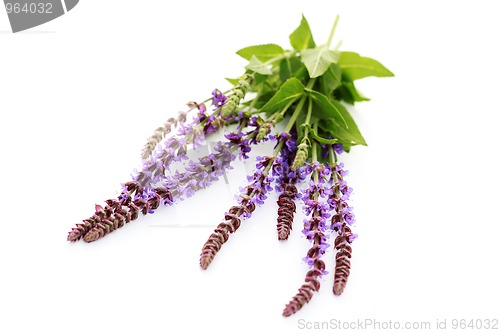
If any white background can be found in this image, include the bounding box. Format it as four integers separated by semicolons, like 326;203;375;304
1;1;499;332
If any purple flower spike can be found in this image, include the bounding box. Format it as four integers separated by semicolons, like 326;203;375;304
200;155;274;269
273;133;300;240
283;163;333;316
327;159;356;296
68;139;237;243
68;182;173;243
135;89;234;189
140;111;187;160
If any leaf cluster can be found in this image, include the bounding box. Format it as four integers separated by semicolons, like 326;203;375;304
233;15;394;155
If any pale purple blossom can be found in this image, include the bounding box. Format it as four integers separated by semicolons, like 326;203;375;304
300;170;333;274
212;89;227;108
328;160;357;241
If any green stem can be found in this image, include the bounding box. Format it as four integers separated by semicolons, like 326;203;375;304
272;140;285;159
278;98;298;119
284;95;307;132
297;78;317;143
306;78;316;90
333;40;343;52
246;87;263;114
328;145;343;200
267;78;316;130
263;50;294;66
311;123;319;200
326;15;340;49
242;140;283;204
312;124;319;178
302;97;313;140
328;145;338;165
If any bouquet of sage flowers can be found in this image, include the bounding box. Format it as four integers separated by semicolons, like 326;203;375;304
67;15;393;316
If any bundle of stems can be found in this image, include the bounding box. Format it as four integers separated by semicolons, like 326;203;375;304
67;15;393;316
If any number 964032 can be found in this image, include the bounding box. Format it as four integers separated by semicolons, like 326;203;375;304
5;2;53;14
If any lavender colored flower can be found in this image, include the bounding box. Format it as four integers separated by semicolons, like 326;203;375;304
68;141;237;242
283;164;333;316
333;143;344;155
225;131;251;159
200;155;274;269
244;115;275;144
67;182;172;243
300;178;331;268
327;160;357;296
240;156;274;206
135;127;192;187
212;89;227;108
141;111;187;160
327;162;356;229
164;141;236;202
134;90;233;188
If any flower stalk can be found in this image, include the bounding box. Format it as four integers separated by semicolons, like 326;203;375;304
283;139;331;316
329;146;357;295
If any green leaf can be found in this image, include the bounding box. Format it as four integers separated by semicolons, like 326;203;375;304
245;55;272;75
339;51;394;81
328;99;365;144
334;80;370;104
254;73;271;86
343;80;370;102
310;130;337;145
307;89;347;126
279;56;303;83
320;63;341;95
293;66;309;81
300;46;339;78
265;72;283;90
318;116;366;146
225;78;240;86
236;44;285;61
307;90;367;146
302;124;337;144
335;85;353;104
260;78;305;114
289;15;316;51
